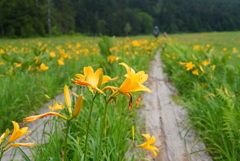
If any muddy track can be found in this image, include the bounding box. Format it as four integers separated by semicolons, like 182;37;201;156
141;49;212;161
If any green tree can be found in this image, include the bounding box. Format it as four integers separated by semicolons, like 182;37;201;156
138;12;154;34
124;22;132;36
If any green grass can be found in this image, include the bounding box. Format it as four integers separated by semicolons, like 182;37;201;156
0;35;161;160
161;31;240;160
169;31;240;52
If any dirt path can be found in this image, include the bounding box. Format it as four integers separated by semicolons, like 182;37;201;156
141;49;212;161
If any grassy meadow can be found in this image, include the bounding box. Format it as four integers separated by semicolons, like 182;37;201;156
0;31;240;160
161;31;240;160
0;35;161;160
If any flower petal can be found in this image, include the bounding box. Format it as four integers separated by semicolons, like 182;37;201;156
10;143;36;147
23;112;68;124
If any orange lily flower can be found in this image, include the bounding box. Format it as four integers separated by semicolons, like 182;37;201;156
119;78;152;93
72;66;116;94
8;121;31;143
119;62;149;83
202;60;211;66
192;69;199;76
137;134;159;157
23;112;68;124
58;59;65;65
104;63;151;93
103;63;151;109
39;63;49;71
107;55;120;63
185;62;195;71
48;102;64;111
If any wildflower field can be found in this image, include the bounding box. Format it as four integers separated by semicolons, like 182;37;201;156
0;36;160;160
0;31;240;160
162;31;240;160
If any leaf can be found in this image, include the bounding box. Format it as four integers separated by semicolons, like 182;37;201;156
16;147;31;161
98;35;113;59
221;52;231;64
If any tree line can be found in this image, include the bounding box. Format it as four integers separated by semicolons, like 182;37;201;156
0;0;240;37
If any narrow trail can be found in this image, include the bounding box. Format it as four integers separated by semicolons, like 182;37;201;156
141;49;212;161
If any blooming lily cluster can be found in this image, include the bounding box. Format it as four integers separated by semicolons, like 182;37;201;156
71;62;158;157
0;121;36;159
1;62;159;160
72;62;152;110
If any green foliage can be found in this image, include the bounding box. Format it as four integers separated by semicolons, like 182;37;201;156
137;12;154;34
124;23;132;36
161;35;240;160
98;35;113;59
0;35;159;160
1;0;240;37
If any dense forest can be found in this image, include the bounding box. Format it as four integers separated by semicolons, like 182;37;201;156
0;0;240;37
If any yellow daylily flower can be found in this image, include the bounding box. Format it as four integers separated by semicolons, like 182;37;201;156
58;59;64;65
72;66;116;94
119;62;149;84
49;52;56;58
48;102;64;111
103;63;151;94
119;78;152;93
107;55;120;63
137;134;159;157
23;112;68;124
202;60;211;66
14;63;23;68
103;63;151;109
104;76;151;94
179;62;186;66
0;49;5;54
39;63;49;71
192;69;199;76
185;62;195;71
193;45;200;50
8;121;31;143
132;40;140;47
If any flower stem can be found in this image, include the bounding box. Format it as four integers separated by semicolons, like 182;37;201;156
0;151;3;161
84;94;97;161
64;120;71;161
98;98;109;160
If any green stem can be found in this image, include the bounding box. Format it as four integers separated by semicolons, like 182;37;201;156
0;141;9;160
0;151;3;161
84;94;97;161
98;98;109;160
103;99;110;135
64;120;71;161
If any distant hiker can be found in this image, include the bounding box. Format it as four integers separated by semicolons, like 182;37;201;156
153;26;160;39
